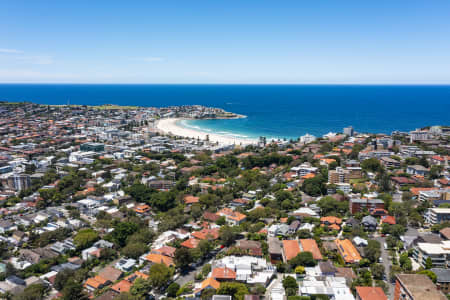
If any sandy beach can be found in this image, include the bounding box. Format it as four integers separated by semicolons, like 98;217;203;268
155;118;258;146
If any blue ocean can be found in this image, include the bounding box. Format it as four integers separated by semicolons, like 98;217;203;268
1;84;449;140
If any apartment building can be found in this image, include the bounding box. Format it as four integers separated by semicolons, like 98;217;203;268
394;274;445;300
328;167;350;184
426;208;450;225
412;240;450;269
349;198;384;214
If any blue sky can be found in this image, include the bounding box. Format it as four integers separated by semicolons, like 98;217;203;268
1;1;450;83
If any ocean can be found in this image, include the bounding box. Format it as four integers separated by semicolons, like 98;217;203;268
1;84;449;140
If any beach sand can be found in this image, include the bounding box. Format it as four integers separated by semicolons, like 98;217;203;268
155;118;257;146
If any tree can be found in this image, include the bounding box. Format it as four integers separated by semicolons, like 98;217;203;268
202;264;212;276
149;263;172;290
61;280;89;300
364;240;381;263
361;158;382;173
111;222;139;247
201;288;216;300
390;224;406;238
198;239;213;257
250;284;266;295
122;242;148;259
13;284;47;300
167;282;180;297
191;204;203;219
386;236;398;249
302;176;326;196
73;228;99;249
219;226;237;247
174;247;193;270
430;165;443;179
126;228;155;245
295;266;305;275
425;257;433;269
370;264;385;280
282;276;298;296
399;252;412;271
151;191;177;212
125;183;153;203
130;278;152;297
352;270;372;289
390;265;403;282
297;229;312;239
378;173;392;192
54;269;75;291
289;252;317;267
418;270;437;283
216;216;226;226
317;196;348;216
217;282;249;300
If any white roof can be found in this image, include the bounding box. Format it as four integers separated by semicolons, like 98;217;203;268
430;208;450;214
418;242;450;255
292;207;318;216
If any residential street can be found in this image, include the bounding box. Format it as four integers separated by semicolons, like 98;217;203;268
375;236;394;298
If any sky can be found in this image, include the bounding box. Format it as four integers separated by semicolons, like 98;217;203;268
1;1;450;84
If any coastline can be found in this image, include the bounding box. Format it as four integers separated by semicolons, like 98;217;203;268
155;118;258;146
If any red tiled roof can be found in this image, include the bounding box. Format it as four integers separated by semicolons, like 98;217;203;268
84;276;109;289
145;253;175;266
335;239;361;263
320;216;342;225
440;228;450;240
432;155;444;161
192;228;219;240
300;239;323;260
181;238;200;249
184;195;200;204
152;246;176;257
201;277;220;290
217;208;246;222
203;212;220;222
381;215;396;225
283;240;301;261
212;267;236;280
410;187;438;196
391;177;416;185
355;286;388;300
110;280;132;294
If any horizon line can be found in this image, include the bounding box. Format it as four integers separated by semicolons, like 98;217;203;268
1;82;450;86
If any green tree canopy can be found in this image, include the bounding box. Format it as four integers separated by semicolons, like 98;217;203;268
282;276;299;296
73;228;99;249
149;263;173;290
289;252;317;268
217;282;249;300
122;242;149;259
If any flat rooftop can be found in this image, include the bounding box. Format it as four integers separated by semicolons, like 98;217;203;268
397;274;446;300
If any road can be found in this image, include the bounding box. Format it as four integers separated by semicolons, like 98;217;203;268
375;236;394;298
